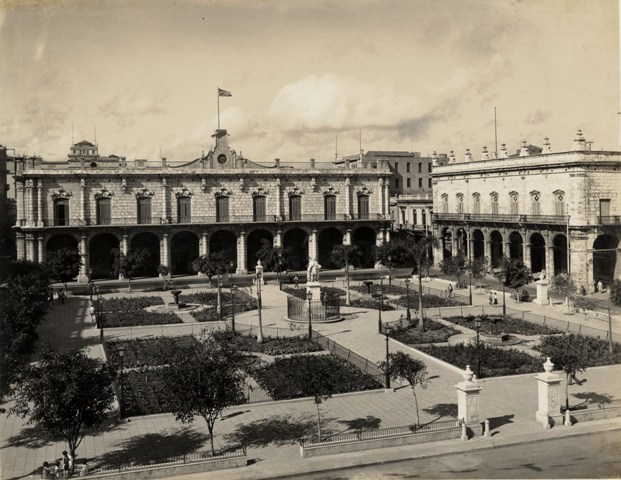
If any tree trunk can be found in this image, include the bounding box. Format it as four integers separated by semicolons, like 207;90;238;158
413;389;420;427
206;418;216;455
315;401;322;441
515;289;520;303
417;274;425;332
565;372;570;411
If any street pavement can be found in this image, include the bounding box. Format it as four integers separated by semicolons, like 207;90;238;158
1;272;620;480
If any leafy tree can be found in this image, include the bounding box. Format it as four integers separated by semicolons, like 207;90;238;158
538;334;590;410
609;279;621;307
0;261;51;400
403;233;440;331
9;347;115;460
296;356;336;440
375;239;409;269
550;273;577;312
440;252;467;287
493;256;533;303
162;336;246;455
192;252;229;286
468;257;488;289
254;238;293;273
45;248;82;290
111;248;150;291
329;244;362;306
378;351;430;426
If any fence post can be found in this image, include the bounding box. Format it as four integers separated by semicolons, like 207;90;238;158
566;321;570;332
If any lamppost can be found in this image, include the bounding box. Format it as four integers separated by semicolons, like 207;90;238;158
117;346;125;418
404;278;412;322
468;261;473;306
95;285;104;344
256;268;264;343
384;328;391;389
377;275;385;333
307;290;313;340
474;316;482;379
217;272;223;321
230;285;238;334
387;254;392;286
229;261;235;280
501;275;507;318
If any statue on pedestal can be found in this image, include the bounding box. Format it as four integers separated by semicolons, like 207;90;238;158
307;258;321;282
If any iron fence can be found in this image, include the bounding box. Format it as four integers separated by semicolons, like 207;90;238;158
300;419;461;446
287;296;341;322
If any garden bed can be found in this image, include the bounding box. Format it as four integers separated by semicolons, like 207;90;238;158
534;334;621;367
100;296;180;327
443;314;562;335
106;336;200;369
387;318;460;345
185;291;258;322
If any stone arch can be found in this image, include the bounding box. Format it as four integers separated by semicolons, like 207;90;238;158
593;234;619;286
247;229;274;270
509;231;523;261
209;230;237;265
318;227;344;268
442;227;452;259
130;232;160;277
89;233;120;279
282;228;309;270
529;233;546;274
472;229;485;260
552;234;568;275
171;231;199;275
46;234;79;255
352;226;376;268
490;230;503;267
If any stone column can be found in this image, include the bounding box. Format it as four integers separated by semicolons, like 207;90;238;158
121;234;129;255
200;232;208;257
78;235;89;283
37;179;44;227
161;234;170;269
237;231;248;274
483;229;491;262
161;178;168;222
16;180;24;226
275;178;282;219
535;357;563;429
385;229;391;243
455;365;482;438
451;228;458;257
384;180;390;217
16;232;25;260
80;178;86;224
377;179;384;217
345;178;351;218
376;228;384;246
533;278;550;306
309;229;318;262
344;229;352;246
545;233;554;276
524;242;532;269
27;180;35;227
502;229;510;258
274;230;282;248
37;235;45;264
432;226;443;268
25;234;35;261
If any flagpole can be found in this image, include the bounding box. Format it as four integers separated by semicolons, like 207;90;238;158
217;88;220;130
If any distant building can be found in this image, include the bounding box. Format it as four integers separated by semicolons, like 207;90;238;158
13;130;392;281
431;131;621;291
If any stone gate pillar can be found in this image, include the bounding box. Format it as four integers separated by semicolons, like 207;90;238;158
535;357;563;429
455;365;482;439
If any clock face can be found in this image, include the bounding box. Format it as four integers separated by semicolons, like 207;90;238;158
217;154;228;165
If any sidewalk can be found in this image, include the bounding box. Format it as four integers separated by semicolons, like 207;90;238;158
1;281;620;480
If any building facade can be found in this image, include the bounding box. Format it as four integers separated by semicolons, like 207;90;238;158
13;130;393;282
431;130;621;291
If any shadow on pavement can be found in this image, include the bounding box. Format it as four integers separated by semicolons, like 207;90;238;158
571;391;613;409
3;424;52;450
224;414;329;446
334;415;382;435
423;402;458;419
488;413;515;430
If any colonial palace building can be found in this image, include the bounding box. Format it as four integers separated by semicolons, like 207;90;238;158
13;130;393;282
431;130;621;292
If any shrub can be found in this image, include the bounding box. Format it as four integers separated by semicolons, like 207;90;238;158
106;336;200;369
535;334;621;367
350;298;395;311
100;296;164;313
211;331;324;356
388;317;459;345
443;314;562;335
103;310;181;328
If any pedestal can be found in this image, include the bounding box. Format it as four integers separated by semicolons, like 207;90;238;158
306;281;321;301
533;279;549;306
535;357;563;428
455;365;482;427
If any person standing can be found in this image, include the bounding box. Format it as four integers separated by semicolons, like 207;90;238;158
493;291;498;305
62;450;73;477
488;292;493;305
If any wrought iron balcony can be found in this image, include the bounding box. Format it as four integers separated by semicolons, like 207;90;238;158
433;212;569;225
598;215;621;225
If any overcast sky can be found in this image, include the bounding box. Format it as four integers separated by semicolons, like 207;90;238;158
1;0;618;163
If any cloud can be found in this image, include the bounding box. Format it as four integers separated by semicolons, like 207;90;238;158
99;84;168;118
524;109;551;125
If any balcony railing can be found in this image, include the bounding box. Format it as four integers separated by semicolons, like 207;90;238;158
598;215;621;225
22;213;389;228
433;213;570;225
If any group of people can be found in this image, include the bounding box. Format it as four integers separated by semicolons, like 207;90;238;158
41;452;89;478
488;291;499;305
48;288;66;305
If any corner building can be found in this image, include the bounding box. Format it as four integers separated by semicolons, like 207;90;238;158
431;130;621;292
13;130;393;282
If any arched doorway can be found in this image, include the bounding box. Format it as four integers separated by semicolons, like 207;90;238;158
529;233;546;274
509;231;523;262
247;229;273;271
283;228;309;270
490;230;503;267
130;232;160;277
89;233;119;279
456;228;468;257
171;231;199;275
47;234;78;255
318;227;343;268
209;230;237;265
552;234;568;275
593;234;619;286
442;228;452;260
472;229;484;260
352;227;376;268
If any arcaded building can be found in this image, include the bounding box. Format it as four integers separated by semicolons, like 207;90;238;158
13;130;393;282
431;130;620;291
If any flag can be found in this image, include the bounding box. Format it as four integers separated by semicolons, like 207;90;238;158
218;88;232;97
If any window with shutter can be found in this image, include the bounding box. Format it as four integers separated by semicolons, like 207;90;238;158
97;198;111;225
289;195;301;221
253;196;266;221
324;195;336;220
216;197;229;222
54;199;69;226
137;197;152;224
178;197;191;223
358;195;369;219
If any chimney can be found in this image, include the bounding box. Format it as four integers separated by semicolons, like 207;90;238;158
275;158;280;167
448;150;456;164
161;157;167;167
573;129;586;151
310;158;315;168
519;140;529;157
464;149;472;162
481;146;489;160
499;144;508;158
543;137;552;153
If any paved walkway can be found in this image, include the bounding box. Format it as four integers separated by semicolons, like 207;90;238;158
1;277;620;480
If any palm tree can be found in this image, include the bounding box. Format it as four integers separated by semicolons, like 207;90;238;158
404;233;439;332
